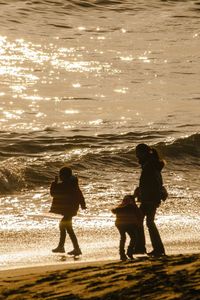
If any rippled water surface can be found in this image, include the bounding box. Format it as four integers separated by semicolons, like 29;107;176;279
0;0;199;269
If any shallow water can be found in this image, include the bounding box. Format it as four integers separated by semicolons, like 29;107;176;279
0;0;199;270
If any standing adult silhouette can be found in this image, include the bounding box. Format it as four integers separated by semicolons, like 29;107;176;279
134;143;165;257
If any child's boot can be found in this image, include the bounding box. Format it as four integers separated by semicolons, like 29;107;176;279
52;245;65;253
127;247;134;260
120;250;128;261
67;248;82;256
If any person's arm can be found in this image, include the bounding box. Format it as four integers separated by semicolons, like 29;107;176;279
50;176;62;197
111;208;117;214
50;176;59;197
133;187;141;201
112;206;123;214
72;176;87;209
78;188;86;209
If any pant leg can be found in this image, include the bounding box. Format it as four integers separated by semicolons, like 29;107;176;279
145;205;165;253
58;216;67;248
65;216;80;250
134;207;146;253
116;225;126;256
126;225;138;255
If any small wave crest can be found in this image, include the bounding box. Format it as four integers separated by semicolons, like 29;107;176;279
157;133;200;159
0;0;188;21
0;130;199;158
0;158;26;193
69;133;200;169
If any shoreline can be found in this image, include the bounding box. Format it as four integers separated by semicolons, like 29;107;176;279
0;258;116;276
1;253;199;300
1;247;200;273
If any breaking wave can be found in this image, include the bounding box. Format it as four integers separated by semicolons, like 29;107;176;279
0;131;199;193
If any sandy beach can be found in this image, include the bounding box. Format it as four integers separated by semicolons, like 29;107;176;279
0;253;199;300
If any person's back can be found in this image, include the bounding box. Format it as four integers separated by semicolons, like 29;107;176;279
50;171;85;216
112;202;143;227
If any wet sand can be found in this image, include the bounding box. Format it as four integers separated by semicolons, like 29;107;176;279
0;253;199;299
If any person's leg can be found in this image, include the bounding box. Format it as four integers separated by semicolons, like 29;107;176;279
116;225;127;260
133;207;146;254
65;217;82;255
52;217;66;253
146;206;165;255
126;225;138;259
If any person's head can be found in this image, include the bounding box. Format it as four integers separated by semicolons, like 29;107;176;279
59;166;72;182
121;195;136;206
136;143;164;168
135;143;151;163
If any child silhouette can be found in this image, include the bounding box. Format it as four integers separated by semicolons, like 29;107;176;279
50;167;86;256
112;195;143;260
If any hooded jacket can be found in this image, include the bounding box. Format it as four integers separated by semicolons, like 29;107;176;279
112;203;143;227
50;176;86;216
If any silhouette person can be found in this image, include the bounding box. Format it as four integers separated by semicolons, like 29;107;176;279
50;166;86;256
112;195;143;261
134;143;166;257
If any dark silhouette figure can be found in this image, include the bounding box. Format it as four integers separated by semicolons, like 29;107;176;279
50;167;86;256
134;143;166;257
112;195;143;261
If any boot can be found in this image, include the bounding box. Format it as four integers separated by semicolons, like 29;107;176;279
119;248;128;261
120;253;128;261
127;247;134;260
147;250;166;257
52;246;65;253
67;248;82;256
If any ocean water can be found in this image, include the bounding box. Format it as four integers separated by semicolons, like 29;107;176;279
0;0;199;270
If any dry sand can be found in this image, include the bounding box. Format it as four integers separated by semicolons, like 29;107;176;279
0;253;199;300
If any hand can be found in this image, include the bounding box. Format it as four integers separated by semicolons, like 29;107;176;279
133;187;140;198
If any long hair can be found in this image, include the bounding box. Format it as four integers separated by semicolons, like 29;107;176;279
136;143;166;165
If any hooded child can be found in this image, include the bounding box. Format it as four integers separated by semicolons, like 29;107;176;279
50;166;86;256
112;195;143;261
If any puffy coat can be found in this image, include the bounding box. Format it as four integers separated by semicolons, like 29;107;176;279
112;204;143;227
50;176;86;216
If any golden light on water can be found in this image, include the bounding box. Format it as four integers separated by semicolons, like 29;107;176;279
35;112;46;118
139;56;151;63
193;33;199;38
0;33;119;128
11;85;26;93
114;88;128;94
65;109;79;114
120;56;134;61
3;111;21;120
51;59;110;73
22;95;43;101
89;119;103;125
32;193;42;200
78;26;86;31
72;83;81;88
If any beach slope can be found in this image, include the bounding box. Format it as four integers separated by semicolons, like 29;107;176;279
0;253;199;300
